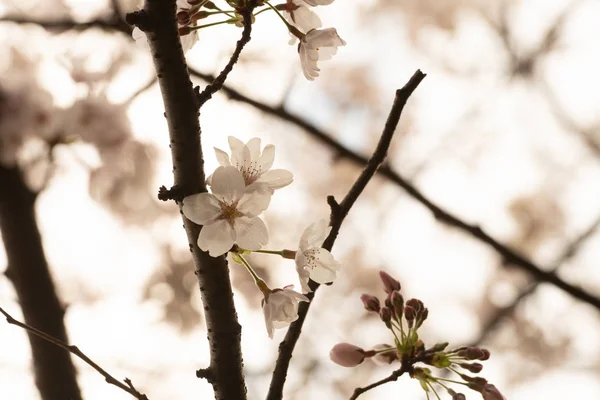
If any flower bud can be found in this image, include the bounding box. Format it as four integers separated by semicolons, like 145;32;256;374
480;348;491;360
466;377;488;390
391;290;404;313
360;294;380;313
330;343;365;367
404;305;416;322
177;11;191;25
481;384;506;400
429;342;449;352
379;307;392;327
448;389;466;400
178;26;192;36
406;298;424;314
460;362;483;373
379;270;401;293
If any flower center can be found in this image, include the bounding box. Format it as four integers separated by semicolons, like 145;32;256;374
239;161;262;185
219;200;243;225
303;249;319;270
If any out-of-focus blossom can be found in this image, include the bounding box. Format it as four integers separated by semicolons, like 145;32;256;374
329;343;365;367
64;95;131;150
0;50;57;167
295;219;340;293
183;166;270;257
210;136;293;195
262;286;309;338
298;28;346;80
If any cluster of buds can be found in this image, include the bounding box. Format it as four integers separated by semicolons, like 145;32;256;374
330;271;505;400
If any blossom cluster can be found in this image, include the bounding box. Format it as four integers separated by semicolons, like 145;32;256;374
330;271;506;400
132;0;346;80
182;136;341;338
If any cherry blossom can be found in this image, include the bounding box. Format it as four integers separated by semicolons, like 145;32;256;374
182;166;270;257
210;136;293;195
262;286;309;338
298;28;346;80
284;2;322;40
295;219;341;293
329;343;365;367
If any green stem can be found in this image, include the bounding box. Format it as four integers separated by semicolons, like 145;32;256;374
253;249;285;256
253;6;273;17
237;253;270;295
189;19;237;31
264;0;304;39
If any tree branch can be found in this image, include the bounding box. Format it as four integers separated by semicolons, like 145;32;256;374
125;1;255;398
187;68;600;312
0;306;148;399
0;165;82;400
266;70;426;400
0;15;132;35
473;214;600;345
195;1;257;107
349;365;410;400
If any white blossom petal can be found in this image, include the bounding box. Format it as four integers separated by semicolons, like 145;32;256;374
309;248;340;283
210;166;245;202
245;137;262;159
214;147;232;167
262;288;309;338
228;136;246;167
298;28;346;80
299;219;329;250
257;144;275;171
234;217;269;250
237;191;271;216
256;169;293;191
197;220;235;256
182;193;222;225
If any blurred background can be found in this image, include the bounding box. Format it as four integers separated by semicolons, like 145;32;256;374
1;0;599;399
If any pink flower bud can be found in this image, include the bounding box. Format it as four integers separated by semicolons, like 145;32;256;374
360;294;380;312
379;270;401;293
481;384;506;400
330;343;365;367
379;306;392;323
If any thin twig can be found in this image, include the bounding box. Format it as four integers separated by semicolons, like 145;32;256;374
0;306;148;399
349;366;409;400
195;1;257;107
266;70;426;400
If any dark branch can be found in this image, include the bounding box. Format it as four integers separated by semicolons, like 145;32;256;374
0;165;81;400
349;366;409;400
125;1;253;398
474;215;600;345
187;68;600;312
195;1;257;107
0;306;148;399
266;70;426;400
0;15;132;35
